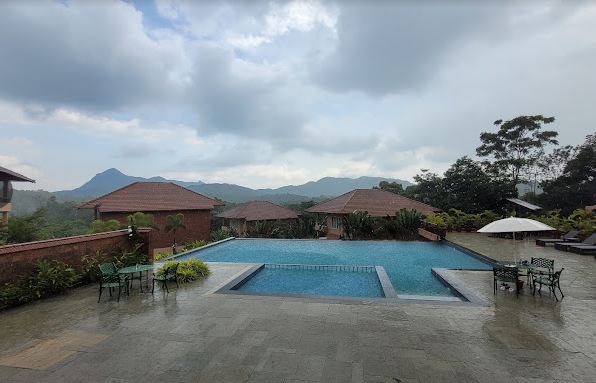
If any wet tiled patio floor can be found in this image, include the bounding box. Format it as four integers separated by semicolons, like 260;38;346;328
0;234;595;382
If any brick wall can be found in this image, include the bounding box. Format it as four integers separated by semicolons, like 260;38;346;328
101;209;212;249
0;229;150;284
325;214;343;239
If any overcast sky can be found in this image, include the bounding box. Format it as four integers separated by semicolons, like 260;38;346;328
1;0;594;191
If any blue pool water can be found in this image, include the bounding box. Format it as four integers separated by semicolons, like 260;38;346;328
178;239;493;297
237;265;384;298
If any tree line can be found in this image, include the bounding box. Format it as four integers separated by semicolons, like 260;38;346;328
377;115;595;215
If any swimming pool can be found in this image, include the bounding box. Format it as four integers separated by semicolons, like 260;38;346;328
177;239;493;297
236;264;385;298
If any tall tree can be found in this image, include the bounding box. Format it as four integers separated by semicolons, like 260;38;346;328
539;133;596;212
165;213;186;246
375;181;405;195
404;170;446;208
442;157;515;213
476;115;558;186
406;158;516;213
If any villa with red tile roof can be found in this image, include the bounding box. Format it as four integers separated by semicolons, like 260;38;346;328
306;189;440;239
79;182;222;250
1;166;35;225
216;201;298;236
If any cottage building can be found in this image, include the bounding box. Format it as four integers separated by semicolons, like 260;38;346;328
0;166;35;224
79;182;222;250
306;189;440;239
216;201;298;236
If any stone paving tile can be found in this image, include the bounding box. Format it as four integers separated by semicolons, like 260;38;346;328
1;240;596;383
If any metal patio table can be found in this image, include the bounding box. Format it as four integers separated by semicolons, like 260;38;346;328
118;264;154;293
497;261;552;288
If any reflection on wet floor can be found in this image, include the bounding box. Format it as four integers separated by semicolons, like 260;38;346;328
0;235;594;382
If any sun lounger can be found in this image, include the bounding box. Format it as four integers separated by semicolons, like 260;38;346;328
536;230;580;246
554;233;596;251
568;245;596;255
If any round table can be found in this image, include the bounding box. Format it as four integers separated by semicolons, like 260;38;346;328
118;264;154;293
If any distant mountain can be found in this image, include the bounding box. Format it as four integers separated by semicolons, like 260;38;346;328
48;168;411;204
255;176;411;198
53;168;203;198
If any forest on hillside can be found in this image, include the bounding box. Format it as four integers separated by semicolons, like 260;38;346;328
2;115;594;245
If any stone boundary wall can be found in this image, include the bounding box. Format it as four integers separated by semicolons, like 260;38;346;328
0;229;151;284
418;228;441;241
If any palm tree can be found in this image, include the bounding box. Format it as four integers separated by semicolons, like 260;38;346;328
165;213;186;247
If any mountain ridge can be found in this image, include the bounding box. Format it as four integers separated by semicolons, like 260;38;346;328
52;168;412;203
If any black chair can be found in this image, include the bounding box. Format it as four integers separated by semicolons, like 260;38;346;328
536;230;579;246
493;267;520;297
152;263;179;293
532;268;565;301
554;233;596;252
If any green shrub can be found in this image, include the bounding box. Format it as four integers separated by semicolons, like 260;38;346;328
90;219;122;233
393;209;422;239
211;229;233;241
183;240;208;252
81;251;104;282
24;260;80;299
154;252;171;261
0;283;22;310
531;209;595;236
424;212;453;231
342;211;375;240
157;259;210;283
112;243;147;268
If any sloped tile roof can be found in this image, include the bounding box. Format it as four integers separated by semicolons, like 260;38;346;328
0;166;35;182
216;201;298;221
79;182;222;212
305;189;440;216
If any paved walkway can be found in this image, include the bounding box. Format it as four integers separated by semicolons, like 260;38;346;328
0;235;595;382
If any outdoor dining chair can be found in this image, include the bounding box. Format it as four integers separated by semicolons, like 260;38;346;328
528;257;554;285
152;263;179;293
532;268;565;301
98;263;129;303
493;266;520;297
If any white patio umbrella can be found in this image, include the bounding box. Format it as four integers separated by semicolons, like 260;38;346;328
477;217;556;261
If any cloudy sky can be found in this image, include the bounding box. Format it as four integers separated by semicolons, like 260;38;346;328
1;0;594;191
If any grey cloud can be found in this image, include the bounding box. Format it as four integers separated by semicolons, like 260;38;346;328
310;2;504;96
0;1;185;111
191;47;304;137
114;144;174;159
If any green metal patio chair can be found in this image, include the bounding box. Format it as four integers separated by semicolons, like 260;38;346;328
98;263;129;303
152;263;179;293
528;257;554;286
532;268;565;301
493;266;520;297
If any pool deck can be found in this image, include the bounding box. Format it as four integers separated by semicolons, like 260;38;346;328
1;233;595;382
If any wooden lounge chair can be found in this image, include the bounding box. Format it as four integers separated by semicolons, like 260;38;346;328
569;245;596;255
536;230;579;246
554;234;596;252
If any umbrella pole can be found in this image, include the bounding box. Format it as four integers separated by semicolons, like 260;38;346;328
513;231;517;263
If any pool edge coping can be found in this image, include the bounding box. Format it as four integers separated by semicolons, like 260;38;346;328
175;237;496;307
212;261;490;307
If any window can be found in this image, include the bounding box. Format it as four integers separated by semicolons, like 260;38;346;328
0;181;8;202
331;216;342;229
